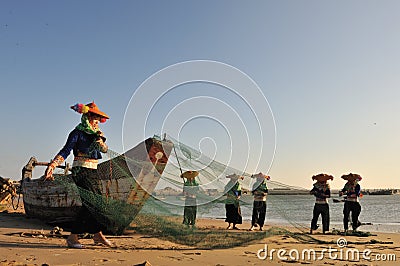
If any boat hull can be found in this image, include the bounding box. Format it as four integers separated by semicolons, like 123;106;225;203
22;137;173;234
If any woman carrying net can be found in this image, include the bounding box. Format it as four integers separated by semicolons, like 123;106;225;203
224;174;244;230
310;173;333;234
339;173;363;232
44;102;113;249
249;172;270;231
181;170;200;228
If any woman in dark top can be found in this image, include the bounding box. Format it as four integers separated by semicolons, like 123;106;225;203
224;174;243;230
181;171;200;228
249;172;270;231
339;173;363;232
310;173;333;234
44;102;112;249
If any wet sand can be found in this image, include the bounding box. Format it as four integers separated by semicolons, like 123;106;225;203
0;205;399;266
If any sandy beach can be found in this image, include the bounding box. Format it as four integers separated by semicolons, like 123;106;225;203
0;203;399;266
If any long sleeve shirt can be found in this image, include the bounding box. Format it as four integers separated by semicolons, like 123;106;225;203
183;179;200;205
310;182;331;204
57;128;108;169
252;180;268;201
225;181;242;205
341;182;361;202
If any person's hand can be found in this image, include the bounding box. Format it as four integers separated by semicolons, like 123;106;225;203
97;131;106;142
44;155;64;181
95;137;108;152
44;165;55;181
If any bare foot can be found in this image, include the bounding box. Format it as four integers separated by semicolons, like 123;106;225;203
93;232;113;247
66;234;84;249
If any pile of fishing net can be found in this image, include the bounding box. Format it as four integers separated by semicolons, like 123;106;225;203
48;134;368;248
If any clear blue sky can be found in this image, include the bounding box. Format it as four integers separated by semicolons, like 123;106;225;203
1;1;399;189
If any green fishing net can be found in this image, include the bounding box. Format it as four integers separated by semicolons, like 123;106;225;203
38;134;366;247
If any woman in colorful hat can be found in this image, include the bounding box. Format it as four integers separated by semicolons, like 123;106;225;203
224;174;244;230
44;102;112;249
339;173;363;232
249;172;270;231
310;173;333;234
181;170;200;228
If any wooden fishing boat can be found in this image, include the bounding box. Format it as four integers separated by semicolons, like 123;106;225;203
21;136;173;234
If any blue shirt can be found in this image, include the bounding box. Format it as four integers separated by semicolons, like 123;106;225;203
57;128;103;160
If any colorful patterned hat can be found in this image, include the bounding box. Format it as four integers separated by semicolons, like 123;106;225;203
312;173;334;182
180;170;199;179
71;101;109;122
341;173;362;181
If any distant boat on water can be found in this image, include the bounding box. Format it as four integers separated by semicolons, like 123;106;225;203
268;188;309;195
364;189;400;195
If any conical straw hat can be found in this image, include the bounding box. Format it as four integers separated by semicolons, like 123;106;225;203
341;173;362;181
251;172;271;180
70;101;109;120
312;173;334;182
180;171;199;179
226;173;244;180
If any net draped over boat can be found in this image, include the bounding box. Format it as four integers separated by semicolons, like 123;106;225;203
49;135;361;247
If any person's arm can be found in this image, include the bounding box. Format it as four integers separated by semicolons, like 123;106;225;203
44;155;64;180
236;182;242;198
310;186;317;195
339;186;346;197
314;189;324;198
355;184;361;196
94;131;108;153
257;183;268;195
183;185;188;196
252;183;259;195
58;130;79;159
312;186;329;199
44;130;78;180
349;184;361;197
325;188;331;198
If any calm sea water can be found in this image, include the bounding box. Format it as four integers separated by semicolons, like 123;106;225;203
142;194;400;233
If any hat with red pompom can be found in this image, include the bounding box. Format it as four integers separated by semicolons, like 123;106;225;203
71;101;109;123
